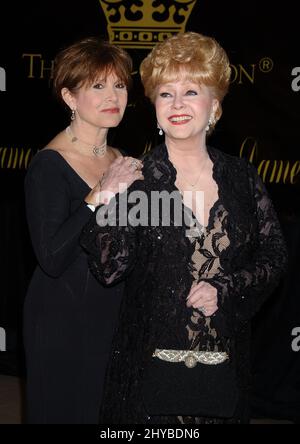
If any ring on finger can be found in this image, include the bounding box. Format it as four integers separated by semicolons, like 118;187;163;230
130;160;140;171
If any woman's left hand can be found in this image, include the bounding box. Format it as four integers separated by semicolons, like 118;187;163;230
186;281;218;316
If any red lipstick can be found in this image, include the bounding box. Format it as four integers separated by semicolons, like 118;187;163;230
101;108;120;113
168;114;192;125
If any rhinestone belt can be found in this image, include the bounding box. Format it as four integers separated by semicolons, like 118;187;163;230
152;349;229;368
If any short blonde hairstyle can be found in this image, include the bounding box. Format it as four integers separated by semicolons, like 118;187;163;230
140;32;231;125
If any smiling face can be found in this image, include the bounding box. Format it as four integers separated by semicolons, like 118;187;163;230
62;71;128;129
155;76;219;144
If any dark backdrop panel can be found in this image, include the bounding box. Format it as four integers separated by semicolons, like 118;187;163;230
0;0;299;419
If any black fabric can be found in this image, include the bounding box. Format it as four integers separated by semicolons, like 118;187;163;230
81;143;288;424
24;150;123;424
141;357;239;418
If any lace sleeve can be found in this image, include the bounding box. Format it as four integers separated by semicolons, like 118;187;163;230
80;195;137;286
208;163;288;335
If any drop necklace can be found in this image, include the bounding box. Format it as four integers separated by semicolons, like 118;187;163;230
170;154;209;189
66;125;107;157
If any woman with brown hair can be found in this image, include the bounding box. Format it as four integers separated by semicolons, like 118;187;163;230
24;37;143;423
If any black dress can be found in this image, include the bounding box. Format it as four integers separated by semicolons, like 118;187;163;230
81;144;288;424
23;150;123;424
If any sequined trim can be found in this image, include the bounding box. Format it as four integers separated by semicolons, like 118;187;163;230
152;349;229;368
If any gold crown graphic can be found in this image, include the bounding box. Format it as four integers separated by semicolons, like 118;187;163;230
99;0;197;49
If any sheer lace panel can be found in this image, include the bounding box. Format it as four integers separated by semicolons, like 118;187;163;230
186;204;230;351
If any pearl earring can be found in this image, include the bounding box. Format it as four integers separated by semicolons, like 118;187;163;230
71;109;75;121
157;123;163;136
205;116;214;132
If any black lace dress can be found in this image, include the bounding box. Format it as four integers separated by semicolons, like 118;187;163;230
81;144;288;424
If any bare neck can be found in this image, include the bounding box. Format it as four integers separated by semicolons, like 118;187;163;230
70;121;108;147
165;136;209;168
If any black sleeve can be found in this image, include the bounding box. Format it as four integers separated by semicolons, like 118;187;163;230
25;153;93;277
80;191;140;286
208;163;288;335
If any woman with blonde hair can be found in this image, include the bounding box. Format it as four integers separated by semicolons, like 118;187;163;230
81;32;287;424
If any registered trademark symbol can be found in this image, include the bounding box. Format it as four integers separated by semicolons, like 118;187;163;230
259;57;274;73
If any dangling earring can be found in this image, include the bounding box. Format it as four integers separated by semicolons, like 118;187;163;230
205;116;214;132
157;122;163;136
71;109;75;121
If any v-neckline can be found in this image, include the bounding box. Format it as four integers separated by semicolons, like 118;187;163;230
163;145;221;233
42;149;93;190
181;191;221;235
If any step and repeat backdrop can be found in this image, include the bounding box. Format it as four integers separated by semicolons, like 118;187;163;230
0;0;299;420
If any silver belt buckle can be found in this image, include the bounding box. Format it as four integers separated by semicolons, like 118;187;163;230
184;353;197;368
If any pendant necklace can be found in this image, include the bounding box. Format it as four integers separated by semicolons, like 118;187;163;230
66;126;107;157
171;155;208;189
